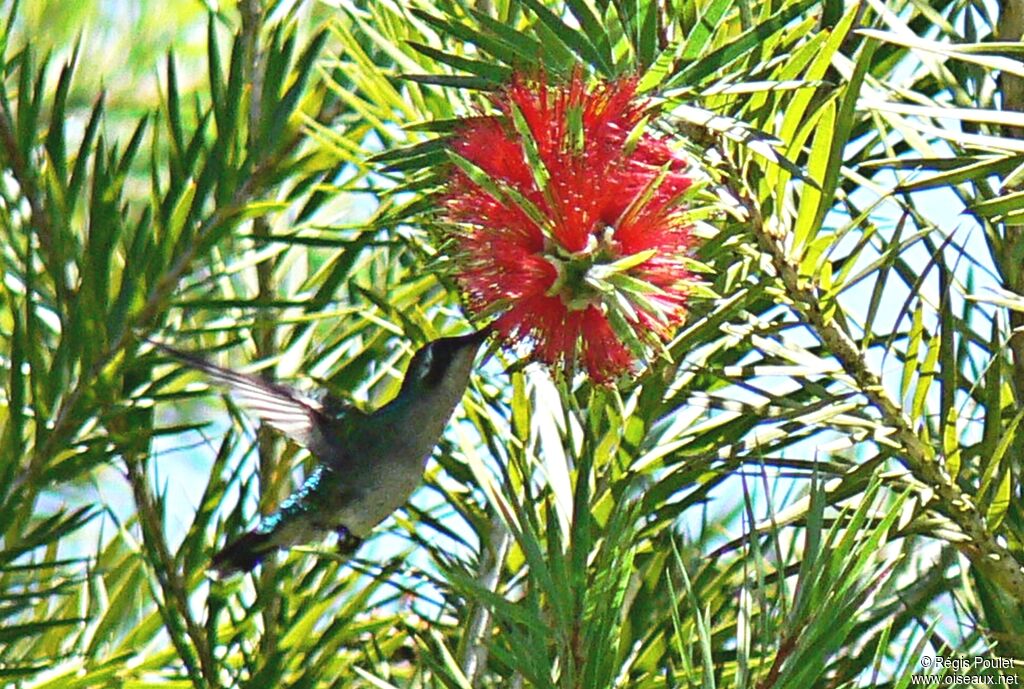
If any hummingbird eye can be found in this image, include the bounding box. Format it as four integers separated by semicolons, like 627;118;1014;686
418;347;434;379
419;342;456;387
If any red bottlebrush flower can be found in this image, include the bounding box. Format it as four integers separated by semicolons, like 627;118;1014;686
442;70;696;382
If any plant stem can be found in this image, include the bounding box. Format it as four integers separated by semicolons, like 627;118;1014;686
996;0;1024;406
125;453;220;688
739;189;1024;603
460;515;512;686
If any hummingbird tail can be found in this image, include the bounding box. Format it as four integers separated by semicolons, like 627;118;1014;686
211;530;276;575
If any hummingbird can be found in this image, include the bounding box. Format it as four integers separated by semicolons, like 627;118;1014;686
150;328;489;575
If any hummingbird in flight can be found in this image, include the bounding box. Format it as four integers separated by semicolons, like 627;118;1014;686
150;328;489;575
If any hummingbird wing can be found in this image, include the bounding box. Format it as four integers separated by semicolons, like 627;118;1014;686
150;340;325;448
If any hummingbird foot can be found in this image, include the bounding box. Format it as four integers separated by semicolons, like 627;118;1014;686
210;530;276;576
335;526;363;555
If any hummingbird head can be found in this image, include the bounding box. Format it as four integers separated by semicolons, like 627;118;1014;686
400;327;490;396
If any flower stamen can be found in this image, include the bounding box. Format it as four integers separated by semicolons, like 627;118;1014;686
441;69;697;383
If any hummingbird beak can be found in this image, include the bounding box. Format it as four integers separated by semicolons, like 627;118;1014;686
453;324;492;349
446;324;496;363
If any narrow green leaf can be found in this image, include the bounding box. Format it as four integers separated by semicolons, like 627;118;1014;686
900;305;924;400
981;315;1004;456
911;333;940;421
67;94;104;211
409;9;524;67
896;155;1017;192
859;28;1024;77
0;617;87;645
402;73;498;91
681;0;733;61
978;406;1024;501
970;189;1024;219
165;51;184;152
207;15;224;119
986;467;1012;530
0;295;25;491
45;45;78;185
564;0;614;71
516;0;611;73
807;39;877;242
669;103;812;185
942;405;961;480
446;150;552;239
116;115;149;179
508;100;550;194
468;8;544;65
674;0;818;85
793;98;836;252
274;28;330;130
406;41;511;83
15;43;34;157
637;0;660;68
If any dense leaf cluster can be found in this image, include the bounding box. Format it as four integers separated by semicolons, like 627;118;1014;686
0;1;1022;687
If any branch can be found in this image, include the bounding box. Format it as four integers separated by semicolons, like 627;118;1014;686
0;94;69;303
21;165;268;490
125;454;219;687
460;515;512;686
996;0;1024;406
234;0;289;663
738;190;1024;603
